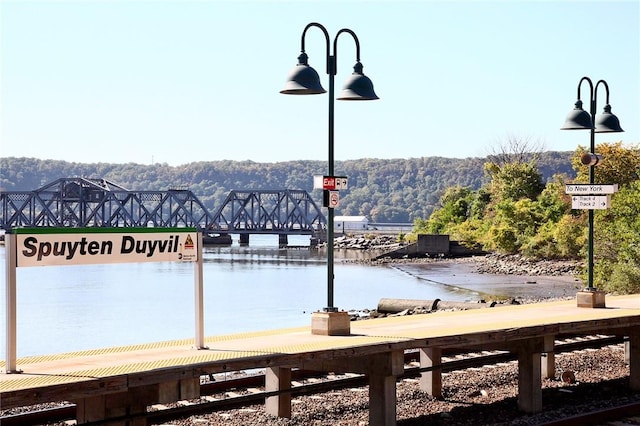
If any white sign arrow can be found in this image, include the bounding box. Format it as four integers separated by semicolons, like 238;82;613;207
571;195;611;210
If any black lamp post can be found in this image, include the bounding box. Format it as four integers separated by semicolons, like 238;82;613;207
281;22;378;312
561;76;624;292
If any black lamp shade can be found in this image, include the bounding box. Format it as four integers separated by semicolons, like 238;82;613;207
280;52;326;95
560;100;593;130
337;62;379;101
594;104;624;133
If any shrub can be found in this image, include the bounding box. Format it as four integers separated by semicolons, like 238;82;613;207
603;262;640;294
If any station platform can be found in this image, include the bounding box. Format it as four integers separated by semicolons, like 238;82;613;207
2;294;640;426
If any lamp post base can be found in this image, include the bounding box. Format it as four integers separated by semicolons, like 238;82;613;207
311;311;351;336
576;289;606;308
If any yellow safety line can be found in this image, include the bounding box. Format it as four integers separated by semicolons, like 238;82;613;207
0;326;308;369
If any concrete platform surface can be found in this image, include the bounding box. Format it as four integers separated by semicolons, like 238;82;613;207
2;294;638;396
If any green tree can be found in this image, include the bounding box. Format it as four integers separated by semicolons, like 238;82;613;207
484;161;545;202
572;141;640;186
421;186;474;234
593;180;640;293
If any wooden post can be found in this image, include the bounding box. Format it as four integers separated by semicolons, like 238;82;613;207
368;351;404;426
265;366;292;418
541;335;555;379
517;340;542;413
369;372;397;426
629;331;640;391
419;347;442;398
75;395;107;424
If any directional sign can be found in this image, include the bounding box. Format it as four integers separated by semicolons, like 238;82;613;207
314;175;348;190
571;195;611;210
334;177;348;190
565;184;618;195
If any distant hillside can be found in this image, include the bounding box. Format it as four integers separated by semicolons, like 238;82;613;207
0;153;575;222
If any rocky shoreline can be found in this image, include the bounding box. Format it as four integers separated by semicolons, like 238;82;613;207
330;234;407;251
366;252;582;277
472;253;582;277
332;235;583;278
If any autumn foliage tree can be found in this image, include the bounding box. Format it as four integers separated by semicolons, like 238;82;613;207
417;141;640;294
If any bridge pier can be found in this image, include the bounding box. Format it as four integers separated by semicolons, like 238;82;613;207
278;234;288;247
239;234;249;245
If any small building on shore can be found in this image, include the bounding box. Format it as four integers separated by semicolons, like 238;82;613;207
334;215;369;233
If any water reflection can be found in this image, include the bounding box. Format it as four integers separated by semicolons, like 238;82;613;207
0;236;482;357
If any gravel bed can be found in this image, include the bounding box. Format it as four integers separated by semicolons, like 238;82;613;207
8;343;635;425
150;344;637;426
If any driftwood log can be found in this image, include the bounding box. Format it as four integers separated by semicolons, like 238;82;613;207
377;298;491;314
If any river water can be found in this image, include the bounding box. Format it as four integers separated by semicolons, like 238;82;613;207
0;235;576;358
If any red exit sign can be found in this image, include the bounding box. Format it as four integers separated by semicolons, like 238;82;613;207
314;175;348;190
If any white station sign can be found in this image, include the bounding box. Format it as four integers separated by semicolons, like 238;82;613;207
15;228;199;267
571;195;611;210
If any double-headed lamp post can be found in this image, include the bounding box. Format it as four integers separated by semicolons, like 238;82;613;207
561;76;624;303
281;22;378;316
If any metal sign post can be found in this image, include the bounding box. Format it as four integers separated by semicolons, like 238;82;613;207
5;233;18;373
194;232;206;349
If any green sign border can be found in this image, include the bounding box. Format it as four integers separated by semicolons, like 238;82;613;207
11;227;197;235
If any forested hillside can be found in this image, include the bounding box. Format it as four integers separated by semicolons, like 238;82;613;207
0;153;574;222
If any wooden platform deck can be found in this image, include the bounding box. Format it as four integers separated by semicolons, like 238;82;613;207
2;294;640;425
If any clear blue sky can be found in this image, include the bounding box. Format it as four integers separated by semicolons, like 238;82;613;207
1;0;638;166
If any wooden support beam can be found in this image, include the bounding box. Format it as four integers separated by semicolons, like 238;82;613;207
419;347;442;399
180;377;200;400
75;394;106;424
541;334;555;379
301;350;404;424
158;381;179;404
626;340;631;365
369;372;398;426
265;366;292;418
516;339;543;413
629;332;640;391
300;350;403;375
104;391;129;420
368;351;404;426
74;383;168;425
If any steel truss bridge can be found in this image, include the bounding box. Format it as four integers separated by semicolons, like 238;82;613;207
0;178;327;242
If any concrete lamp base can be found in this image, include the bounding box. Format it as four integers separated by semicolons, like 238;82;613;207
576;289;606;308
311;311;351;336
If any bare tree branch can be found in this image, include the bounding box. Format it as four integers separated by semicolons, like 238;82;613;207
486;134;547;166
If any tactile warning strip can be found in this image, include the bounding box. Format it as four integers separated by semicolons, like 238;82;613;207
2;350;269;392
0;326;308;369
